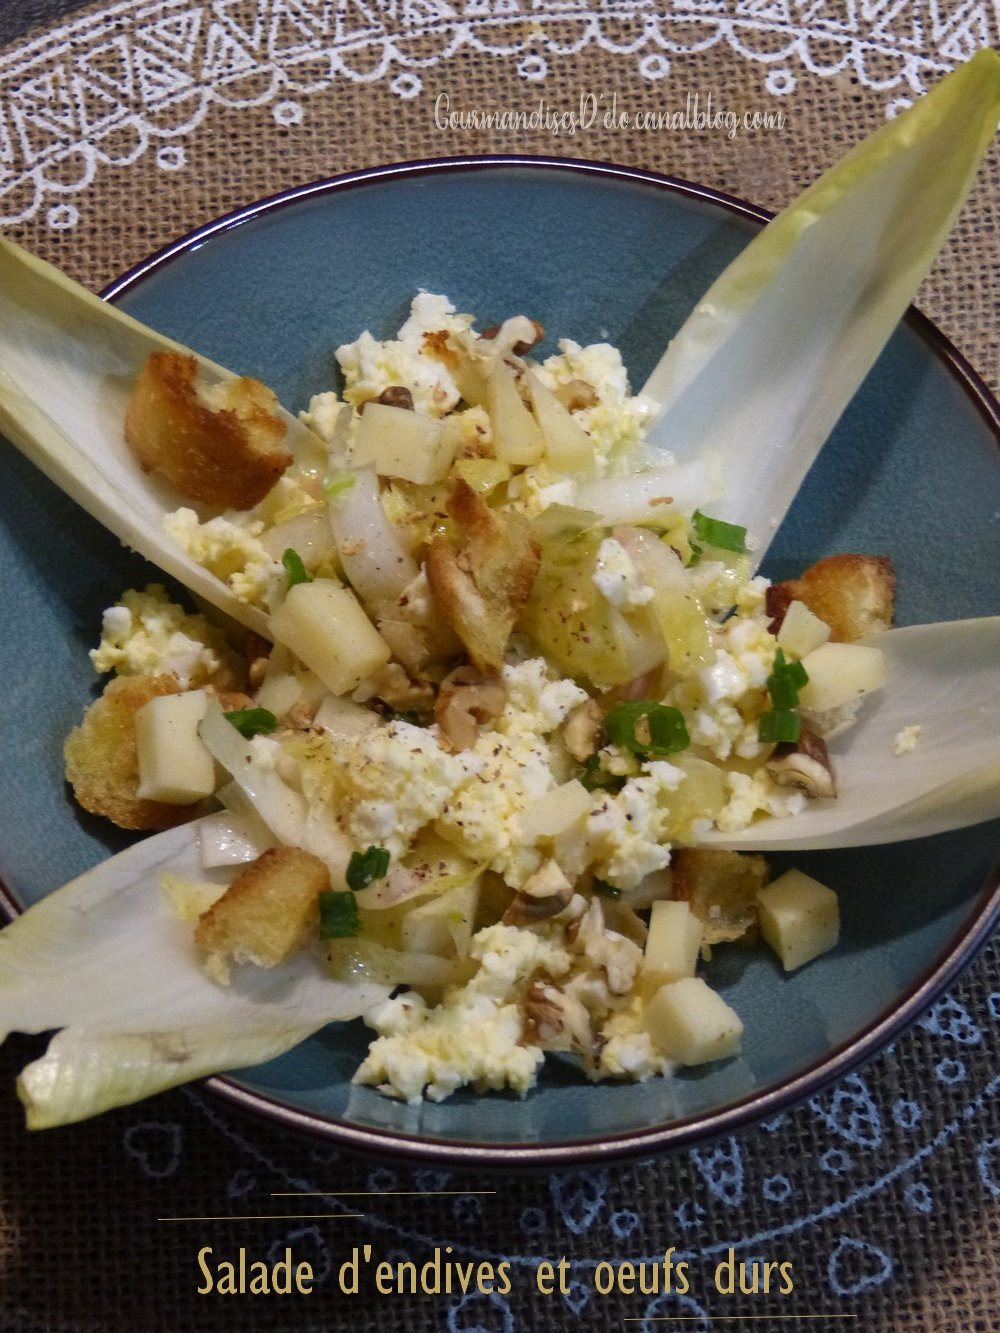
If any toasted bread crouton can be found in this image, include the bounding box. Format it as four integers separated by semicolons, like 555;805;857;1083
425;478;540;672
125;351;291;510
195;846;331;985
671;848;768;946
766;554;896;642
64;673;194;830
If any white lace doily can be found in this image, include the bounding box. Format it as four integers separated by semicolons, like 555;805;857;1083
1;0;993;227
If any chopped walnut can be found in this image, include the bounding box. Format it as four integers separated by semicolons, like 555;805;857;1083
357;385;414;413
244;631;272;689
354;662;436;716
551;378;599;412
435;664;507;751
502;862;573;925
766;730;837;798
480;317;545;357
562;698;603;762
520;982;565;1044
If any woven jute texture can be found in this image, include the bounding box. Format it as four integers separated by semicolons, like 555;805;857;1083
0;3;998;1330
3;8;998;392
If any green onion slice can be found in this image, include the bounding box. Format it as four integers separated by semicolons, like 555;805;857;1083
319;890;361;939
692;510;747;555
224;707;277;739
758;709;802;744
604;701;690;756
282;547;312;587
765;647;809;710
579;754;625;793
346;845;391;891
593;879;623;900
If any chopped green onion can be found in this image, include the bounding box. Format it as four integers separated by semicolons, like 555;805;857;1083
593;879;623;900
323;470;357;502
319;890;361;939
770;647;808;690
765;647;809;709
692;510;747;555
758;709;802;744
346;845;391;890
224;707;277;739
767;672;800;710
579;754;626;794
282;547;312;587
604;701;690;756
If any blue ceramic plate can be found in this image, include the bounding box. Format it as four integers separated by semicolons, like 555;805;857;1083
1;158;998;1166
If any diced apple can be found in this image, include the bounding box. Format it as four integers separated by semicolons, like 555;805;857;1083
525;371;596;475
135;689;216;804
756;868;840;971
352;403;456;484
487;359;544;465
797;641;886;712
643;975;743;1065
516;779;594;842
776;599;831;657
642;899;703;984
270;578;391;695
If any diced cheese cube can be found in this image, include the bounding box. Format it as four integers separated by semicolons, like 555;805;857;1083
352;403;456;484
643;975;743;1065
642;899;703;984
797;641;886;712
776;599;831;657
135;689;216;804
270;579;391;695
756;868;840;971
515;779;594;842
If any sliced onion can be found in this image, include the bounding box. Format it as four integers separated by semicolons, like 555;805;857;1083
327;463;418;610
574;456;721;527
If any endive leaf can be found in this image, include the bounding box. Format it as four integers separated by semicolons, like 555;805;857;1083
0;236;318;636
702;617;1000;850
0;822;390;1129
641;49;1000;562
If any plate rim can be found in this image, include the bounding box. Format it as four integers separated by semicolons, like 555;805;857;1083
3;153;998;1166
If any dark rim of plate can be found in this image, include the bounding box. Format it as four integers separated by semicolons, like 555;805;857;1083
3;155;999;1167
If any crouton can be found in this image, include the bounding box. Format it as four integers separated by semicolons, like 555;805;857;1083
425;477;540;672
671;848;768;945
195;845;331;985
766;554;896;642
64;673;193;830
124;351;291;510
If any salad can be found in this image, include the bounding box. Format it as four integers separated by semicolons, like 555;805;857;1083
1;50;997;1130
63;294;889;1103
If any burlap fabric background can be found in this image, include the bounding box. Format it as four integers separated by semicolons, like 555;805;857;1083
0;3;998;1329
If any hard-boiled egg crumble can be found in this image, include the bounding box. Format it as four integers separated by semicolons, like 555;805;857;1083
68;295;894;1105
